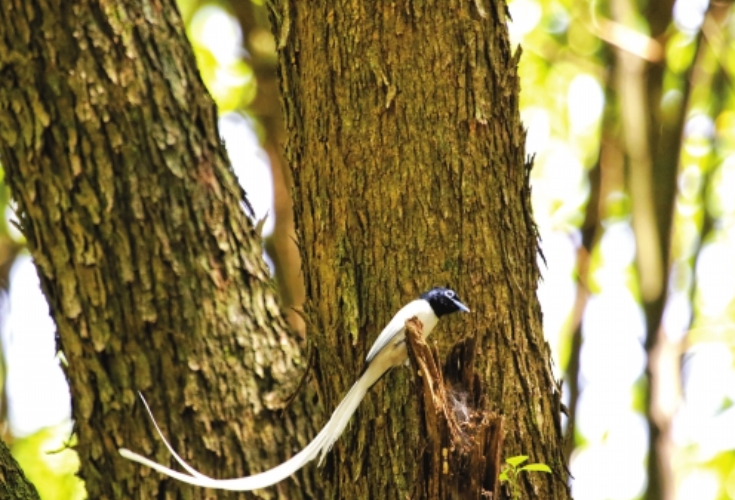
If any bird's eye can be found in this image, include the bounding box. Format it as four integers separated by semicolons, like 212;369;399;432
446;291;455;298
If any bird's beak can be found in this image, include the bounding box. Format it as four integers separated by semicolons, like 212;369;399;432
453;299;470;313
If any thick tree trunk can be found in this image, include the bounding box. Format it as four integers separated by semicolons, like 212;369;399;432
0;1;316;498
270;1;571;499
0;438;41;500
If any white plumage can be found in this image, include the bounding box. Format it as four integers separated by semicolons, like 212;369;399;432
119;289;468;491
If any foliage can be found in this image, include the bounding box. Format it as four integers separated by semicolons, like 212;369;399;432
499;455;552;500
10;426;86;500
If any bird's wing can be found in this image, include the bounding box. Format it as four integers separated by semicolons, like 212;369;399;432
364;321;405;364
364;299;427;363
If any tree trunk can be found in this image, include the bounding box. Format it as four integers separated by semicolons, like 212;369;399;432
0;438;41;500
270;1;571;498
0;1;316;498
609;0;697;498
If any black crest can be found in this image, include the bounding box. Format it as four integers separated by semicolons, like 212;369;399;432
420;287;470;317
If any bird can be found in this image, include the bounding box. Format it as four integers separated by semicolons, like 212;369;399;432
119;286;470;491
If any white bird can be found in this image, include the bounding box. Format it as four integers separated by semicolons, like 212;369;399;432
119;287;470;491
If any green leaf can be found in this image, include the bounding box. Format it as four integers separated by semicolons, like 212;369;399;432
521;463;552;473
11;425;86;499
499;471;509;482
505;455;529;467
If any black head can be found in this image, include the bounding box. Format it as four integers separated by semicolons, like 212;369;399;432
420;287;470;317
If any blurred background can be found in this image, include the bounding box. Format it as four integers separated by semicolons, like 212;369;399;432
3;0;734;499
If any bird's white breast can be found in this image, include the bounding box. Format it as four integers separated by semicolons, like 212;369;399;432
395;299;439;337
364;299;439;363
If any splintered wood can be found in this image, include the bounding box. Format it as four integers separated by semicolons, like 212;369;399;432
404;317;504;500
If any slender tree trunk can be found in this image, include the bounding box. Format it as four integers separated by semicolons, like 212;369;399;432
0;1;316;498
565;134;604;462
0;237;23;433
609;0;696;498
270;1;571;498
230;0;307;338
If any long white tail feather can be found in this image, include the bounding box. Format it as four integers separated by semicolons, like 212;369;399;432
137;392;212;479
119;372;374;491
317;380;368;465
119;425;332;491
117;292;459;491
316;359;387;464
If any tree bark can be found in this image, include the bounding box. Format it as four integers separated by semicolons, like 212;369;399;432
270;1;571;498
0;0;572;498
0;438;41;500
0;1;316;498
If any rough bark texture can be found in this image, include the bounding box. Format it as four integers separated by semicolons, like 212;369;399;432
0;438;41;500
270;1;571;498
0;1;317;498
